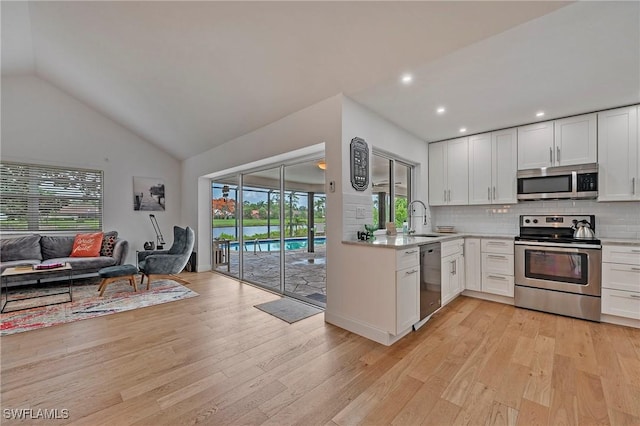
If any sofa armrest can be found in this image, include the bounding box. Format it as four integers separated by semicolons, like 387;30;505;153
113;239;129;265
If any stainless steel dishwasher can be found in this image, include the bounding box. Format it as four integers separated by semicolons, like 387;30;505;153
415;242;441;330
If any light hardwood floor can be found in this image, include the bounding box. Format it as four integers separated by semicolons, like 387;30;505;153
1;272;639;425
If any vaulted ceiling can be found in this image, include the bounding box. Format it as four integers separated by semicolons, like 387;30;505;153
2;1;639;161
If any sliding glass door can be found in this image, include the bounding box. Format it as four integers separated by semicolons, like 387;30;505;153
212;176;239;279
241;167;281;291
284;160;326;306
211;157;326;306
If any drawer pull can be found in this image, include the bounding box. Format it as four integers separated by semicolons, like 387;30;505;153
632;249;640;253
405;269;418;275
488;275;507;280
629;294;640;299
404;250;418;255
487;255;506;259
632;267;640;272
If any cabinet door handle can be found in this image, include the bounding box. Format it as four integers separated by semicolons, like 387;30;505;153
633;177;637;195
488;187;491;201
557;146;560;164
448;189;451;202
488;275;507;280
549;147;553;164
451;260;456;275
405;269;418;275
444;189;447;202
493;186;496;200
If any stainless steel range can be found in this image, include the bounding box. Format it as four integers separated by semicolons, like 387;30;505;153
514;215;601;321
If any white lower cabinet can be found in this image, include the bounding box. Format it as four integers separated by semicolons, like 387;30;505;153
602;245;640;322
464;238;482;291
442;239;464;305
464;238;514;298
396;266;420;334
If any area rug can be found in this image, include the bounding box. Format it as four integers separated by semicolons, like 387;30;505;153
1;278;198;336
254;297;323;324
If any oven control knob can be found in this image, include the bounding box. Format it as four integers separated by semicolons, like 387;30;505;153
533;219;538;224
525;219;530;224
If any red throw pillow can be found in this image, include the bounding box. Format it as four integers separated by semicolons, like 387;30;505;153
70;232;104;257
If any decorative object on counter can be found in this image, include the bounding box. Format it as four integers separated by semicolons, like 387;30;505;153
143;241;155;250
385;222;397;236
364;224;377;240
350;137;369;191
436;225;456;233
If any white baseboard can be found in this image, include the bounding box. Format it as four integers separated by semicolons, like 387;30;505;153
196;263;212;272
601;314;640;329
462;289;514;305
324;310;410;346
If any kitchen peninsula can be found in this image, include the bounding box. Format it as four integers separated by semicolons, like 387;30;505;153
327;233;514;345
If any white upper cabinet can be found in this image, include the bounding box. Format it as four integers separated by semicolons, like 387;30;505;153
554;113;597;166
517;121;554;170
428;141;446;206
598;105;639;201
429;137;469;206
468;133;493;205
517;113;597;170
469;129;517;204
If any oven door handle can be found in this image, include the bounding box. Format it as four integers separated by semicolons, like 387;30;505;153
514;240;601;250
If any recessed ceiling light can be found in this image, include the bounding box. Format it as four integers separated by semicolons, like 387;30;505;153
401;74;413;84
536;111;545;117
436;107;446;114
459;127;467;133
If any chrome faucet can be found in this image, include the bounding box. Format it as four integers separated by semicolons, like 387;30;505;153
407;200;428;233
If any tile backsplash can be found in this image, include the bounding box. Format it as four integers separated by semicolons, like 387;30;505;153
432;200;640;239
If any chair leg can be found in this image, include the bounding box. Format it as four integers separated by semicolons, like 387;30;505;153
130;276;138;292
99;277;117;297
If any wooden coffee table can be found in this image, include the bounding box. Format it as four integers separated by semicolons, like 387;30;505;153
1;263;73;313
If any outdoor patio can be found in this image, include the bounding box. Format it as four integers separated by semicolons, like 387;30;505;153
213;244;326;305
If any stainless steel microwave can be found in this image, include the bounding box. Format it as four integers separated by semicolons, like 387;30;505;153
517;163;598;201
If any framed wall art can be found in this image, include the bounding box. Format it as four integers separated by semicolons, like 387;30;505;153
133;177;165;211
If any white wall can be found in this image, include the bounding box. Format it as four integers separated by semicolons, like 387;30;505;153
181;94;342;270
432;200;640;239
326;96;429;330
340;96;430;240
0;75;182;264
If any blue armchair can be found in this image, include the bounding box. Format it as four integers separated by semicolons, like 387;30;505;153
137;226;195;288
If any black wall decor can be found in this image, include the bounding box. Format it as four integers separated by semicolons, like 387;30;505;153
350;137;369;191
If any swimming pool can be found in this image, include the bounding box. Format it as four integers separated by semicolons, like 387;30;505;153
230;237;326;252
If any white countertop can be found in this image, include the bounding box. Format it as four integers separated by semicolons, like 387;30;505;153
600;238;640;246
344;234;640;249
343;233;515;249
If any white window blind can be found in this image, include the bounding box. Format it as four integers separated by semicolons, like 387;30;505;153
0;162;103;232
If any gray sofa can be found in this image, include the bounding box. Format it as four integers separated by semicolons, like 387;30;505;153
0;233;128;285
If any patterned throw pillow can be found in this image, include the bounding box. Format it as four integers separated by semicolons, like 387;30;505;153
100;231;118;257
70;232;104;257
